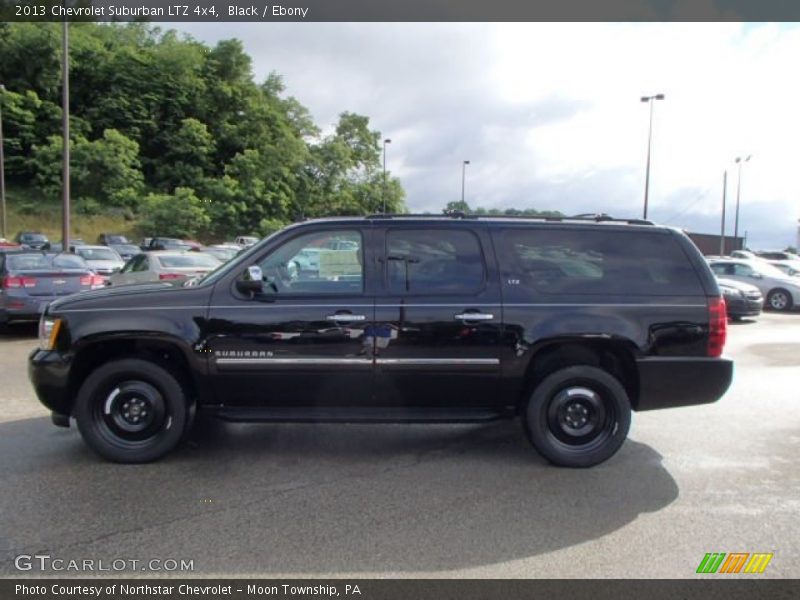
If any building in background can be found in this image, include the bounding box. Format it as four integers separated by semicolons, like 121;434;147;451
686;232;744;256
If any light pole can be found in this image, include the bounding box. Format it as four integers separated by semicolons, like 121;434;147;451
62;17;71;251
461;160;470;205
720;170;727;256
733;155;751;246
382;138;391;213
641;93;665;220
0;83;6;239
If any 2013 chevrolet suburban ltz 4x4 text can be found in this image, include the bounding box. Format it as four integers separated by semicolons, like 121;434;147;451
29;214;733;467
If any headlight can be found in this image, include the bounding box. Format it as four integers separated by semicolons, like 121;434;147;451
38;316;62;351
721;287;743;298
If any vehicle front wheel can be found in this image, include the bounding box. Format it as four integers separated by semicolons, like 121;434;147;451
74;359;189;463
766;288;793;312
523;365;631;468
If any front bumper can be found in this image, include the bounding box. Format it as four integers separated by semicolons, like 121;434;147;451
28;349;73;416
635;356;733;411
725;295;763;317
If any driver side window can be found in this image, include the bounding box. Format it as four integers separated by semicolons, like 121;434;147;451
257;230;363;295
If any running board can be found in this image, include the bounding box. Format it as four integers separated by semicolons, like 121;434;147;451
205;406;511;424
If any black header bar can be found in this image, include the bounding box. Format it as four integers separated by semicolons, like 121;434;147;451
2;0;800;22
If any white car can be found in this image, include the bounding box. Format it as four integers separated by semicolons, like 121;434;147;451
108;251;221;286
72;245;125;276
708;258;800;311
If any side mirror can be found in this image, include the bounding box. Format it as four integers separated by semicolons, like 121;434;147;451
236;265;264;295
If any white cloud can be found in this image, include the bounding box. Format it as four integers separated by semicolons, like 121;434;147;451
176;22;800;248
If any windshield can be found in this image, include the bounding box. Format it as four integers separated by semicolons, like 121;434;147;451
157;254;221;269
112;244;140;255
22;234;47;242
77;247;119;261
198;228;284;287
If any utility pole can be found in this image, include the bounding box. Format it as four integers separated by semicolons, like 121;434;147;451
382;138;391;213
720;170;727;256
62;17;71;251
641;94;665;220
0;83;7;239
461;160;470;205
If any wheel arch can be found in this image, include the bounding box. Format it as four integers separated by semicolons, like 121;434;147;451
519;337;640;411
67;334;203;415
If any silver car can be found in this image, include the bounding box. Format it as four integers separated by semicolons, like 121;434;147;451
73;245;125;276
108;251;221;286
708;258;800;311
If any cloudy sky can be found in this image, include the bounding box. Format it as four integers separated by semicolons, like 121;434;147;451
177;22;799;249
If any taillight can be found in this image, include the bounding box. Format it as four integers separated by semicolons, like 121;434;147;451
159;273;184;280
707;296;727;357
80;274;105;287
2;276;37;288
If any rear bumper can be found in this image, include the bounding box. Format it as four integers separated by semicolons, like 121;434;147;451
635;356;733;411
28;349;73;416
0;294;50;322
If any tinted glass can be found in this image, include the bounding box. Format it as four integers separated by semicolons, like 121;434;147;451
257;230;363;295
499;228;704;296
7;254;50;270
386;229;485;294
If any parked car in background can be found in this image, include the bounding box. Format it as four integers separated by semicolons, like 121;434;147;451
0;239;20;249
755;250;797;261
97;233;130;246
708;258;800;311
145;237;194;251
72;245;125;276
234;235;259;247
15;231;49;249
140;237;153;251
716;277;763;321
107;251;221;286
769;261;800;278
109;243;142;262
730;250;760;260
1;251;103;328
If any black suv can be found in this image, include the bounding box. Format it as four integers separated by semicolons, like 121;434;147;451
29;215;733;466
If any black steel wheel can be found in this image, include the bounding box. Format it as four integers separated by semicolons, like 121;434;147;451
74;359;189;463
524;365;631;468
766;289;793;312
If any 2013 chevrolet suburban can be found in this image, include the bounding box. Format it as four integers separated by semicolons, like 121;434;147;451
29;214;733;467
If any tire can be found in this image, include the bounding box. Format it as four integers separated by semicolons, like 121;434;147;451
74;359;189;463
766;289;793;312
523;365;631;468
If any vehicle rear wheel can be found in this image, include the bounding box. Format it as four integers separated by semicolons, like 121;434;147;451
523;365;631;468
74;359;189;463
766;289;793;312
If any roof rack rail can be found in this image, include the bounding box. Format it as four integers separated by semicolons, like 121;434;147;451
365;212;655;225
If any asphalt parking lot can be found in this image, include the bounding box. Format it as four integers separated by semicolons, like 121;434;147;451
0;312;798;578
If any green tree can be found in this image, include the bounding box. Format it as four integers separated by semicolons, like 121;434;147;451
139;187;210;238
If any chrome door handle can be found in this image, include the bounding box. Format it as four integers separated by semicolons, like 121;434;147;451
454;313;494;321
326;314;366;322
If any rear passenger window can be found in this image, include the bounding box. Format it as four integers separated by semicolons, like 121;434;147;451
499;228;704;296
386;229;485;294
